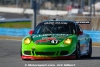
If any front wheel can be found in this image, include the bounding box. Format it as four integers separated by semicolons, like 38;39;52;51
75;44;81;59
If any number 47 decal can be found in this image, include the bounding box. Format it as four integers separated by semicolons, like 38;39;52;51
50;40;59;44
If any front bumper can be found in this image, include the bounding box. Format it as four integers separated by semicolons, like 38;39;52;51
22;49;76;60
21;55;76;60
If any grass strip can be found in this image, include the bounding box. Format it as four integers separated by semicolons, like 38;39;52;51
0;22;31;28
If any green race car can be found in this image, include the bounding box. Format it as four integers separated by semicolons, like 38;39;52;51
21;20;92;60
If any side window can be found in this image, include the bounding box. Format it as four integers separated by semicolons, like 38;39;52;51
70;23;76;34
76;25;83;32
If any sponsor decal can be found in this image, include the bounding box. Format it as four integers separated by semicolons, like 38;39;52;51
76;21;90;24
32;34;67;38
50;40;59;44
57;35;67;38
60;44;65;47
36;37;56;43
44;22;68;24
32;34;52;38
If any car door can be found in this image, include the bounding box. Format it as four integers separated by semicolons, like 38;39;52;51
76;25;88;55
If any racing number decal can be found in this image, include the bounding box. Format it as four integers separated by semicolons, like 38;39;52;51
50;40;59;44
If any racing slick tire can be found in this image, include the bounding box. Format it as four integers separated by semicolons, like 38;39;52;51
75;44;81;59
86;39;92;58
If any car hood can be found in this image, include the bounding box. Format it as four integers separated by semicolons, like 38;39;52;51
31;34;72;45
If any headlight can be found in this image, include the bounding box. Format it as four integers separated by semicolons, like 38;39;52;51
64;38;72;44
24;38;31;44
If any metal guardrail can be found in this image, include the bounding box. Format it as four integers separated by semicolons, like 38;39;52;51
0;18;31;23
0;27;100;42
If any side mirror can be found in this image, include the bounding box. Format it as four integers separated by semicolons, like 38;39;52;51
77;31;83;35
29;30;34;35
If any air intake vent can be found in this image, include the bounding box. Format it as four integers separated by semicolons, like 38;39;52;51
60;51;68;55
24;51;31;55
35;52;55;55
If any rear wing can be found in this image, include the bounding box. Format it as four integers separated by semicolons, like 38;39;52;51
75;21;90;24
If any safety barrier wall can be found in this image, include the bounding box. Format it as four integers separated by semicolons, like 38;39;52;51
0;27;100;42
0;18;31;23
0;27;31;37
84;30;100;42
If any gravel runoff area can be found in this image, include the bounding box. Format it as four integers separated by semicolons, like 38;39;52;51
0;36;100;46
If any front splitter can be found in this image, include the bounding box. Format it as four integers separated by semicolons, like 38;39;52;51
21;55;76;60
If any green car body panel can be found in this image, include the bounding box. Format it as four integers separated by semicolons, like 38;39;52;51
22;34;78;57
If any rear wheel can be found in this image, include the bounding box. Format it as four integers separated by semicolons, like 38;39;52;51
86;39;92;58
75;44;81;59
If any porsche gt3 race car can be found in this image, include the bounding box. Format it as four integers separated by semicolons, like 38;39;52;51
21;20;92;60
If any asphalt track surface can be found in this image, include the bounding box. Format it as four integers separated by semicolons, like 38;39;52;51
0;39;100;67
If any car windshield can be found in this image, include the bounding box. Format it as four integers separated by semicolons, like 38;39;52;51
34;21;72;34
